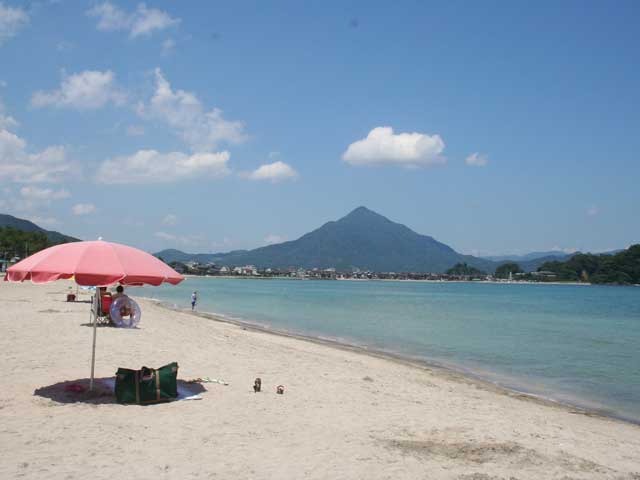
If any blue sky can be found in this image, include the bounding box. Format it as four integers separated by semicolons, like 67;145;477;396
1;1;638;256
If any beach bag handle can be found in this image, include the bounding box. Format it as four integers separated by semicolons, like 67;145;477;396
140;367;155;383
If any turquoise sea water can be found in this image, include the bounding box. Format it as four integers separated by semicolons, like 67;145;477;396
135;278;640;423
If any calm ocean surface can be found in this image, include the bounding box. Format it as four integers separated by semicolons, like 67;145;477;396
135;278;640;423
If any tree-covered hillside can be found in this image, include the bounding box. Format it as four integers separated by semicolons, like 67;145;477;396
0;227;52;260
0;214;78;244
539;245;640;285
495;262;524;278
446;263;486;276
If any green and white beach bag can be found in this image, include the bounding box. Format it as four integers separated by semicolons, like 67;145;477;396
115;362;178;404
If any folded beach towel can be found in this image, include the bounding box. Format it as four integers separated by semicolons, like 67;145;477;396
187;376;229;385
102;377;202;401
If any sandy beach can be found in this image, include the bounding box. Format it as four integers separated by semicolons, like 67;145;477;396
1;281;639;480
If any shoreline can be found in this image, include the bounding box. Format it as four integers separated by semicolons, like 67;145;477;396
182;274;592;286
144;297;639;427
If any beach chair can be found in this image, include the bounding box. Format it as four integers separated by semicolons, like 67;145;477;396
96;294;113;325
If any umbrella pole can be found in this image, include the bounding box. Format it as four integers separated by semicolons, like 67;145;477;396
89;289;100;391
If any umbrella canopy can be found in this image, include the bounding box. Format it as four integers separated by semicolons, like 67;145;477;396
5;240;183;287
4;240;184;391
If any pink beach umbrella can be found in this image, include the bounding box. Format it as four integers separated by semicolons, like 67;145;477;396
5;240;184;390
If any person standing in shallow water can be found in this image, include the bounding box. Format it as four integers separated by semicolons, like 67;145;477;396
191;291;197;311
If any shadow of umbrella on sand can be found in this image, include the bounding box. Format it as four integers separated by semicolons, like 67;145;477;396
34;378;207;405
4;239;184;390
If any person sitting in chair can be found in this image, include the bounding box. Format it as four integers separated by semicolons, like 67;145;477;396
112;286;132;318
112;285;126;300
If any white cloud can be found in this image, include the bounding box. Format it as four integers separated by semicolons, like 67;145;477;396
0;129;72;183
0;2;28;46
264;234;284;245
87;2;128;31
126;124;145;136
31;70;125;110
20;186;70;201
130;4;179;37
0;128;26;161
0;112;16;131
0;188;64;222
247;161;298;182
72;203;96;216
87;2;179;38
465;152;488;167
2;185;70;214
587;206;599;217
162;213;177;226
161;37;175;55
27;146;72;182
96;149;231;184
138;68;246;151
0;98;17;129
342;126;446;168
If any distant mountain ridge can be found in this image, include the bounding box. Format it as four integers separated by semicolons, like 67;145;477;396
482;251;572;262
0;214;79;244
155;207;626;273
482;249;624;272
157;206;499;273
